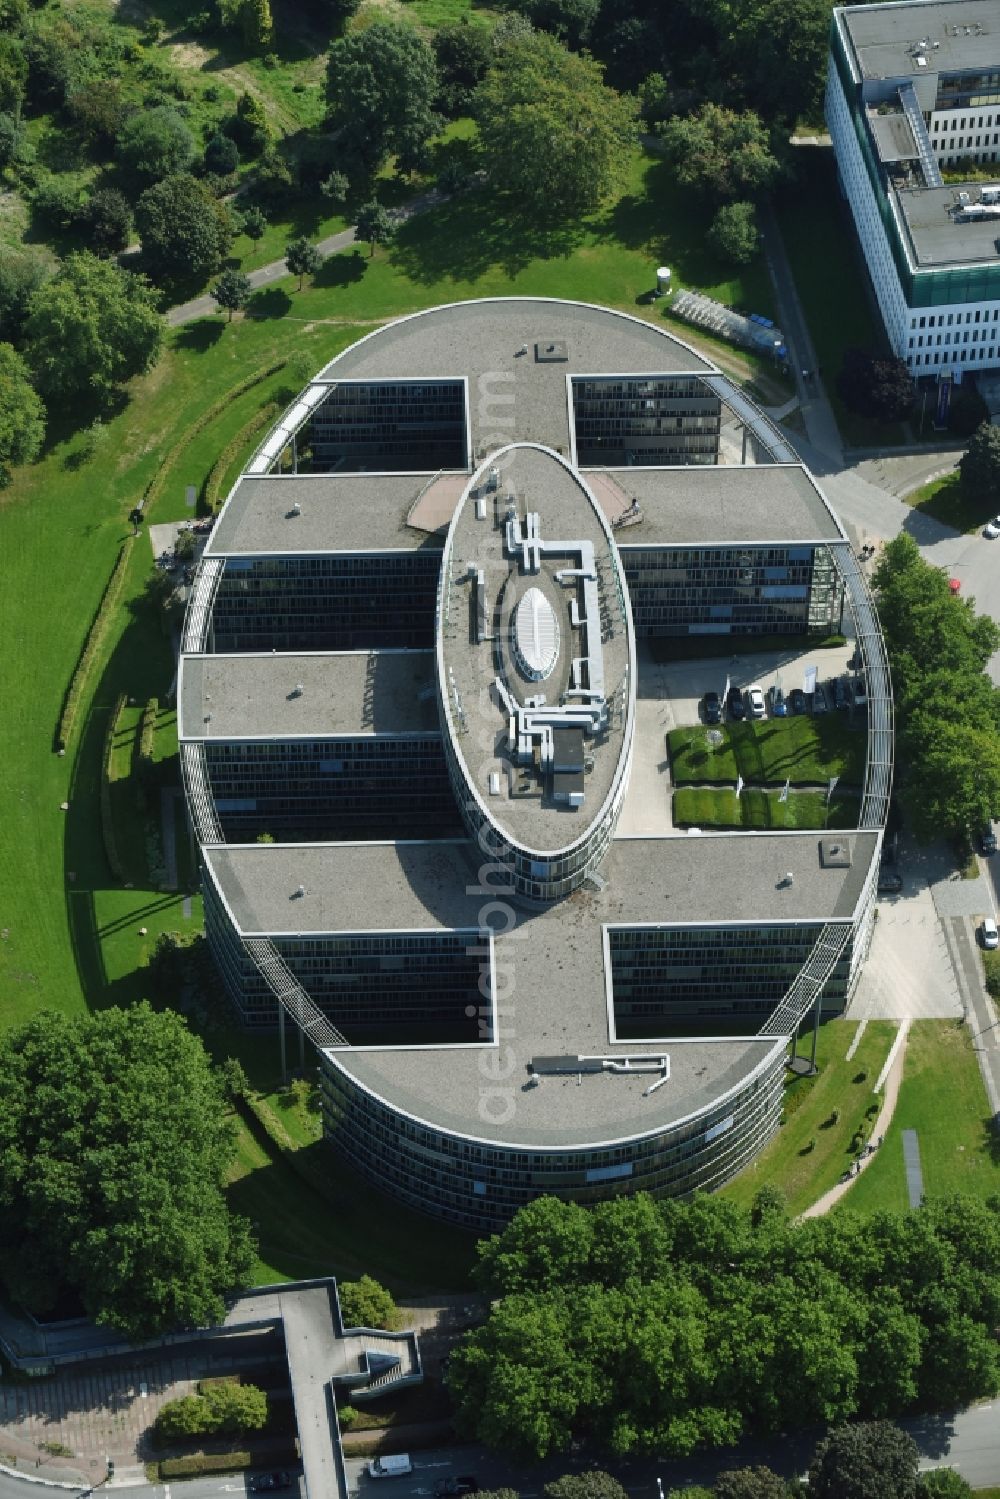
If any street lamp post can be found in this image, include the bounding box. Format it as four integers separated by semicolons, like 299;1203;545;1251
657;1478;665;1499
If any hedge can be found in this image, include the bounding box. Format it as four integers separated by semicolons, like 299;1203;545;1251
137;358;288;519
204;400;279;513
100;694;128;883
139;696;158;762
158;1451;251;1479
55;536;134;751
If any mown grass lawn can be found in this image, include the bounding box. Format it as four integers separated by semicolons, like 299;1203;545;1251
906;469;995;534
673;786;858;830
837;1020;1000;1215
668;715;867;787
722;1019;897;1216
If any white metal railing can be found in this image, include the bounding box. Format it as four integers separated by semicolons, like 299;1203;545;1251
758;922;853;1038
244;938;348;1049
182;557;224;653
180;742;223;845
829;541;894;830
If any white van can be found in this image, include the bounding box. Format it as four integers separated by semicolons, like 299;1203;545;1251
369;1456;413;1479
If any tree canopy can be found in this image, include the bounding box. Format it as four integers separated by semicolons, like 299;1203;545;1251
959;420;1000;504
116;104;196;183
23;251;162;404
354;200;395;258
0;341;45;485
836;348;914;423
446;1192;1000;1460
285;235;322;289
808;1422;919;1499
211;268;252;322
326;22;440;178
0;1004;256;1339
156;1379;268;1439
658;104;782;201
136;173;236;284
339;1274;398;1329
475;31;636;221
433;22;493;117
505;0;600;49
708;201;759;265
873;533;1000;839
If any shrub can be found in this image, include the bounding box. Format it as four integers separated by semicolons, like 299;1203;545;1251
339;1275;398;1330
983;948;1000;999
158;1452;252;1480
138;697;158;762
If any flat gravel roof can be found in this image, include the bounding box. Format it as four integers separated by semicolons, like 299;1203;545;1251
318;300;715;459
841;0;1000;80
608;464;845;547
204;831;876;1145
179;650;439;740
207;474;447;557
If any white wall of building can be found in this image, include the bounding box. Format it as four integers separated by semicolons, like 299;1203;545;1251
928;106;1000;166
828;60;1000;377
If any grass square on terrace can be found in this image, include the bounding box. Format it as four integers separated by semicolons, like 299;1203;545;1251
668;716;866;787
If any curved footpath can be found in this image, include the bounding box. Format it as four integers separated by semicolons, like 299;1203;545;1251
800;1020;909;1218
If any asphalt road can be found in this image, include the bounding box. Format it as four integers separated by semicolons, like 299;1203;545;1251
0;1471;303;1499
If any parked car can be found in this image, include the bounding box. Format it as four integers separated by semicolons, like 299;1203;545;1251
250;1475;291;1493
702;690;722;725
877;869;903;893
981;916;999;950
811;683;829;713
984;515;1000;539
770;684;787;717
851;674;868;709
980;822;998;856
833;676;851;710
789;688;806;715
435;1479;479;1497
727;686;746;721
747;683;766;719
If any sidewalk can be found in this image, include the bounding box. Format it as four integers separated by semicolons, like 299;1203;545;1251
164;190;444;327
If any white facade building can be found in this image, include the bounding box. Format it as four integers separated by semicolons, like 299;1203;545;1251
828;0;1000;380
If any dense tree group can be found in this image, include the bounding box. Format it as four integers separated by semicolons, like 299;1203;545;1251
445;1192;1000;1460
156;1379;268;1440
0;342;45;485
873;533;1000;840
0;1004;256;1338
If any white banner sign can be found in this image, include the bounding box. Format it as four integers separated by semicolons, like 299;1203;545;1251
803;664;818;695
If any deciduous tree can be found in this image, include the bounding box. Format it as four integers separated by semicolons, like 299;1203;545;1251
326;23;440;176
708;201;759;264
117;105;196;183
339;1275;398;1329
211;268;252;321
136;174;236;283
354;201;394;259
285;235;322;288
959;419;1000;503
23;252;162;404
475;32;636;220
0;341;44;485
658;103;782;201
0;1004;255;1338
807;1422;919;1499
80;188;132;257
836;347;914;423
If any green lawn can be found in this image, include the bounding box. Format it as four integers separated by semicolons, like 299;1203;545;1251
722;1019;897;1215
775;149;908;449
667;715;867;787
673;786;858;830
837;1020;1000;1215
905;469;995;534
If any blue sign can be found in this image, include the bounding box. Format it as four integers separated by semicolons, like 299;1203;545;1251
935;374;953;427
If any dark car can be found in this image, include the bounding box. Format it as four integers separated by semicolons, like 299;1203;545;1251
702;690;722;725
980;822;998;856
789;688;806;715
833;676;851;710
877;869;903;893
434;1479;479;1497
727;686;746;720
251;1475;291;1493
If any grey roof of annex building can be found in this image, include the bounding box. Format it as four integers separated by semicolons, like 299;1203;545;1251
894;181;1000;267
204;832;876;1146
179;650;439;740
841;0;1000;81
440;445;632;853
611;465;846;547
207;474;447;556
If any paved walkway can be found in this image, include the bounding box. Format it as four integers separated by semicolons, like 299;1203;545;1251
800;1022;907;1217
902;1128;924;1206
165;190;443;327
